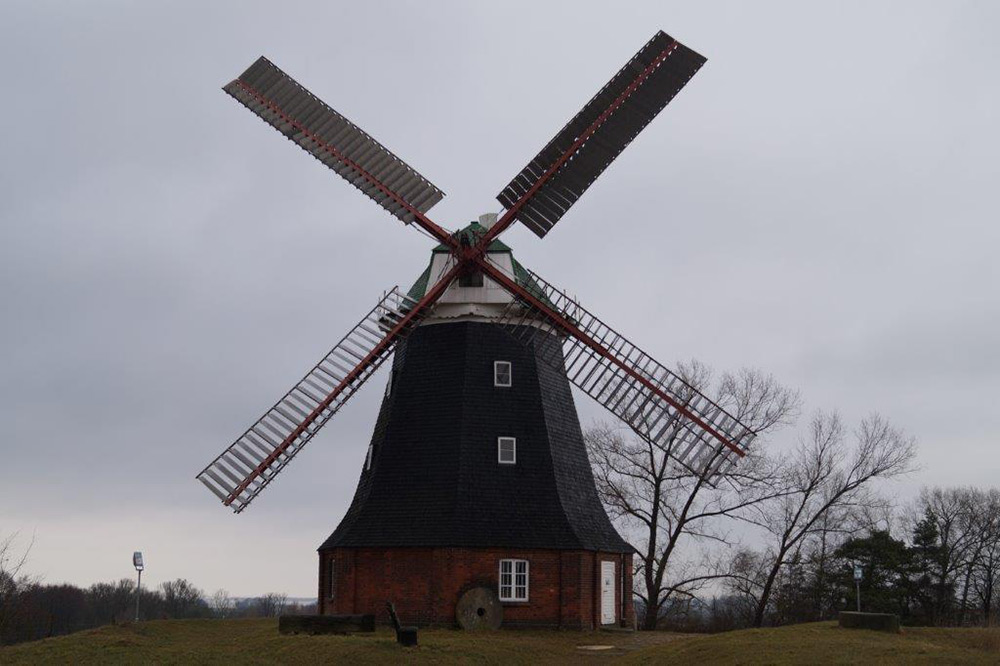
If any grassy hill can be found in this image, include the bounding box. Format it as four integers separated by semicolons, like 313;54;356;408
1;618;998;664
619;622;1000;664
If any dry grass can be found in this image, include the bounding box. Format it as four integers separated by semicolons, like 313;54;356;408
0;619;678;665
620;622;1000;665
2;618;999;665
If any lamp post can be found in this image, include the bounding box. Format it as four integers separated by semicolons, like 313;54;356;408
133;551;144;622
853;564;863;612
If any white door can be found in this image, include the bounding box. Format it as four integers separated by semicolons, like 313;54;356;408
601;560;616;625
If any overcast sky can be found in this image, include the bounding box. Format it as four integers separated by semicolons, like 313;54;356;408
1;1;997;597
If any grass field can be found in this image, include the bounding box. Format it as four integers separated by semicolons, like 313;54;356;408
2;618;999;664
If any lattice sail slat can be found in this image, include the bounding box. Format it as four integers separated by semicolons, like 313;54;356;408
497;31;705;238
496;269;755;478
224;57;445;225
197;288;422;513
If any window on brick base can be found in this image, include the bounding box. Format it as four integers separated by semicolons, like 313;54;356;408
499;558;529;602
327;558;336;599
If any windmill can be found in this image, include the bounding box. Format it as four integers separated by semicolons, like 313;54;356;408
198;30;756;629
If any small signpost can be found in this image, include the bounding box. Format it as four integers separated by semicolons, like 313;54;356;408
840;558;900;634
133;551;144;622
853;564;863;612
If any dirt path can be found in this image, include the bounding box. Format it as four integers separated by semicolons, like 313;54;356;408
573;630;695;660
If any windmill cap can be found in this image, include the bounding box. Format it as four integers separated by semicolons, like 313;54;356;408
406;221;555;310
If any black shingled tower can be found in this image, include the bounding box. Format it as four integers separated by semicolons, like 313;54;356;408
321;320;630;553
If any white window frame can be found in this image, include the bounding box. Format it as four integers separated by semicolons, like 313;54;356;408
497;436;516;465
499;558;529;602
494;360;512;387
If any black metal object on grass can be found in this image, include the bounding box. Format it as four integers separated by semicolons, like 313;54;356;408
838;611;901;633
386;601;418;647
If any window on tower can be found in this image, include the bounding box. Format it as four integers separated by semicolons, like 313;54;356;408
499;559;529;602
328;558;336;599
498;436;516;464
494;361;512;387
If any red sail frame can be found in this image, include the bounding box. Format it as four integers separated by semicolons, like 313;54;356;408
218;262;463;508
204;31;747;512
470;258;748;458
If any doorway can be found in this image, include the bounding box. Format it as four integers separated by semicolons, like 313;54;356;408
600;560;616;625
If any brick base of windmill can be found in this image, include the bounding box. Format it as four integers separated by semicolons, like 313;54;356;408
319;548;634;630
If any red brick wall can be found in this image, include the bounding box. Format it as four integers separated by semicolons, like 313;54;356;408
318;547;633;630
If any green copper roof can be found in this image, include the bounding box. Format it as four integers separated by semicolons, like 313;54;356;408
406;264;432;303
432;221;512;254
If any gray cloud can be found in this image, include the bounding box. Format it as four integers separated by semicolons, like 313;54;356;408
1;1;997;595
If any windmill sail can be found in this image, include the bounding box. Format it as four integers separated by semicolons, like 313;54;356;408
494;267;754;478
224;57;445;224
197;288;422;513
497;31;705;238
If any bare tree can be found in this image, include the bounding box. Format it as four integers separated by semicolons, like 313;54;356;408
210;589;235;619
0;531;31;569
797;509;841;622
254;592;288;617
160;579;206;619
747;412;916;626
953;490;994;626
0;531;34;643
971;490;1000;626
586;363;800;629
87;579;135;625
909;487;1000;626
723;547;771;626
